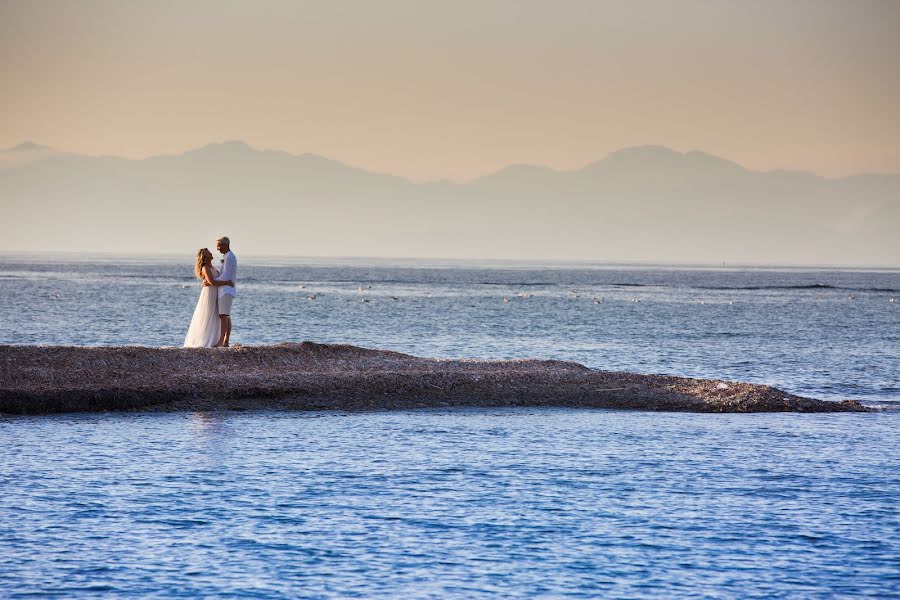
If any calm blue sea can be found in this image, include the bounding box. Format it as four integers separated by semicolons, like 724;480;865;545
1;255;899;597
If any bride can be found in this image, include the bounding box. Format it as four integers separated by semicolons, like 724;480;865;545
184;248;233;348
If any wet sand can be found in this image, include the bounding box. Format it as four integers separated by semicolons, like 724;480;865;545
0;342;868;415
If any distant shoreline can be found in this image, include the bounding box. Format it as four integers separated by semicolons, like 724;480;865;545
0;343;869;415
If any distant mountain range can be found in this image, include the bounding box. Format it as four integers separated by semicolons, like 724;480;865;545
2;141;898;266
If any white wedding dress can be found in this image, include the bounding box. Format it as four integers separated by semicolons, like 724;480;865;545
184;266;221;348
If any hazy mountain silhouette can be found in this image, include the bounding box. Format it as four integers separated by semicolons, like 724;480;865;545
1;141;897;266
5;141;53;153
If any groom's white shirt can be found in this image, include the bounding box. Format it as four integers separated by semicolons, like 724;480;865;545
215;250;237;298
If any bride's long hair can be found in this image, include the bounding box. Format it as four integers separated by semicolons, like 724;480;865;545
195;248;213;280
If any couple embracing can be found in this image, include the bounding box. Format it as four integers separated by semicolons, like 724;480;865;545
184;236;238;348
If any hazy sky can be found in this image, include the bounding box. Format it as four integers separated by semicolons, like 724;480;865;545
1;0;899;181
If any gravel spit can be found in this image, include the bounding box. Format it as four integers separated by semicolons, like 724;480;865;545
0;342;869;415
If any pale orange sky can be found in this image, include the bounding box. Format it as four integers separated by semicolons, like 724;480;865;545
1;0;899;182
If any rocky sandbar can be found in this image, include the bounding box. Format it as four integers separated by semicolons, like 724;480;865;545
0;343;869;415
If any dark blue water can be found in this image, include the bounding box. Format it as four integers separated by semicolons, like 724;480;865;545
1;255;897;402
2;256;899;597
1;409;898;598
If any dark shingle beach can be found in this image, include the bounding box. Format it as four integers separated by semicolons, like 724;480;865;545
0;343;868;415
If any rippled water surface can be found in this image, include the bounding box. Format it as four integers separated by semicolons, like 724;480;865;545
2;256;899;597
2;409;898;598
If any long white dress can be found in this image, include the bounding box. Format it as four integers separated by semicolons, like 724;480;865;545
184;266;221;348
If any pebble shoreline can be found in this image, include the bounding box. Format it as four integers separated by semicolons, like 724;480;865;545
0;342;869;415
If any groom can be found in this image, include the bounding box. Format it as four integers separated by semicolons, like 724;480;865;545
205;236;238;347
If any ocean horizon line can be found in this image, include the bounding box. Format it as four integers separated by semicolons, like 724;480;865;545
1;250;899;272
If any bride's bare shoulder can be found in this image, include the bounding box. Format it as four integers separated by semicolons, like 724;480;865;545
200;264;218;283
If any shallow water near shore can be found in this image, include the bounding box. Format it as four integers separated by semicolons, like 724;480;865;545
2;407;898;598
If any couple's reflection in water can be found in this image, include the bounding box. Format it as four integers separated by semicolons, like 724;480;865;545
190;411;232;433
188;412;236;457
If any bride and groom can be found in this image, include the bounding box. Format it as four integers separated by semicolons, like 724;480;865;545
184;236;238;348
